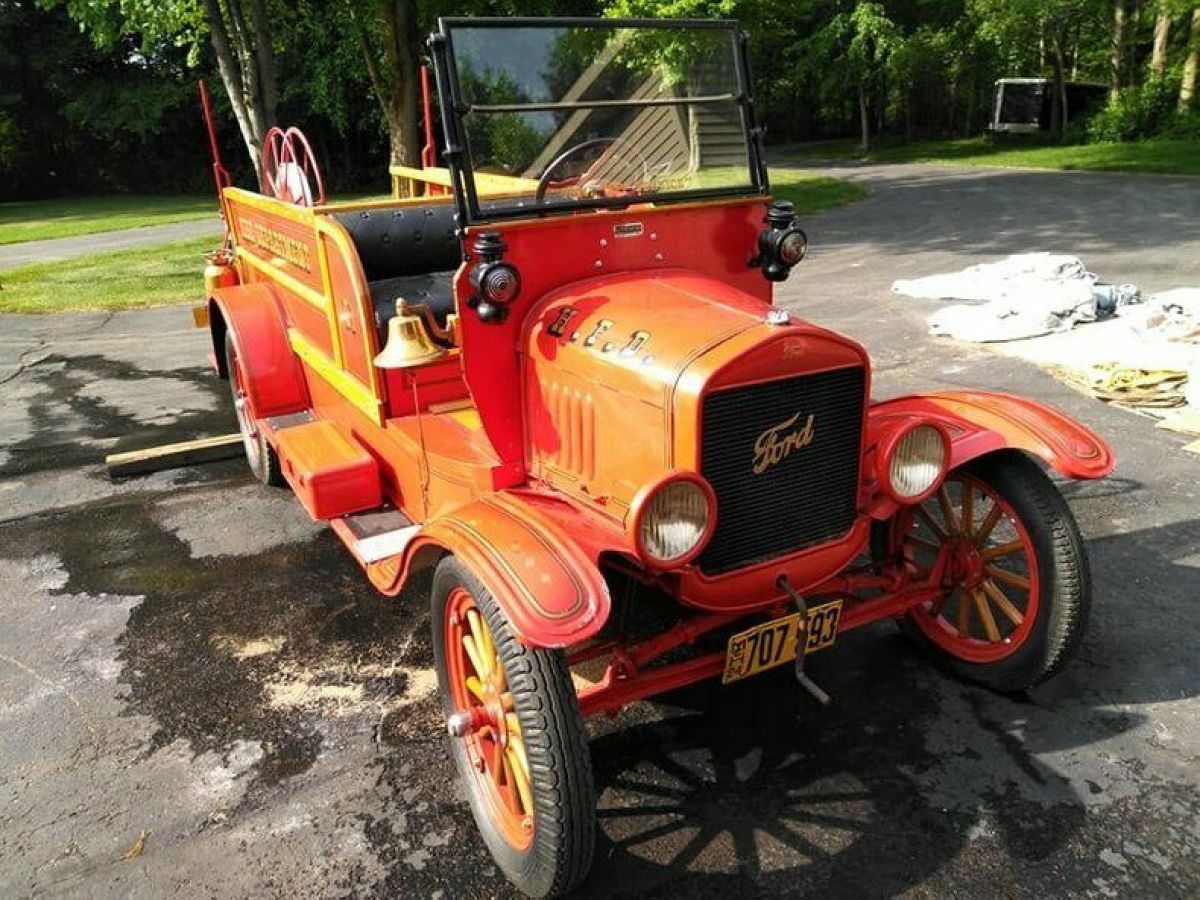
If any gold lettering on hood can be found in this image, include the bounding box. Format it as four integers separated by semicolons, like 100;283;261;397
752;412;815;475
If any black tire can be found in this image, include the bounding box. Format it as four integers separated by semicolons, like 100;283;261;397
431;556;595;897
873;451;1091;692
223;331;284;486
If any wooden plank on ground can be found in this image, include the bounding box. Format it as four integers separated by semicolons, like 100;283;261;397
106;433;243;479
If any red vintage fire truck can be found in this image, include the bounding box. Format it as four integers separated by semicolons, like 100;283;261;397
198;17;1113;897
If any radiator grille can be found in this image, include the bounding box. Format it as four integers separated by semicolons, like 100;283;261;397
697;367;866;575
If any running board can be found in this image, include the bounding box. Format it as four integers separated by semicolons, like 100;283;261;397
261;410;315;436
330;506;420;565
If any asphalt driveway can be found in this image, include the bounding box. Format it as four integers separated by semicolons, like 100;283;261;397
1;164;1197;898
0;218;223;271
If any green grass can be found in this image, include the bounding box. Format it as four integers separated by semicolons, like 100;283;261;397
0;195;219;245
0;236;213;313
769;167;867;213
786;137;1200;176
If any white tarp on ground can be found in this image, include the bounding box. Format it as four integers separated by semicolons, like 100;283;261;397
892;254;1200;434
892;252;1141;342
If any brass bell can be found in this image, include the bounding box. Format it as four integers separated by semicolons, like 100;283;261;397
374;313;447;369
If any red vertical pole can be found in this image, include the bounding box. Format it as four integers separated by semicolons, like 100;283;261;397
199;80;231;195
198;80;232;241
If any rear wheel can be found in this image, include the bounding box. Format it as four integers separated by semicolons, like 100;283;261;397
431;556;595;898
223;331;283;486
875;452;1091;691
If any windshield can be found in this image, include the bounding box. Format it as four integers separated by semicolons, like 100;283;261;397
435;19;765;223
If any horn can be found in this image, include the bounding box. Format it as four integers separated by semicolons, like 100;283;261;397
374;313;447;369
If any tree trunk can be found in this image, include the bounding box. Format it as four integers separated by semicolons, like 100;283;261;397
1150;5;1172;77
202;0;277;183
380;0;422;168
1182;8;1200;111
857;82;870;151
353;1;422;180
1111;0;1127;94
1050;29;1068;139
1128;0;1143;86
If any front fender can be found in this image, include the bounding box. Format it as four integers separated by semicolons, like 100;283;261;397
869;390;1115;481
208;283;309;419
374;491;615;649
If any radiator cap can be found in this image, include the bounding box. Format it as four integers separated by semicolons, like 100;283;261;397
766;309;791;326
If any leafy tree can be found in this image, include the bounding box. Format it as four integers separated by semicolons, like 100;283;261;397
969;0;1109;138
346;0;422;171
346;0;599;180
1;0;213;196
794;3;901;150
44;0;279;179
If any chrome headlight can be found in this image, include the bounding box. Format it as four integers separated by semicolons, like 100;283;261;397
633;475;715;567
886;424;949;501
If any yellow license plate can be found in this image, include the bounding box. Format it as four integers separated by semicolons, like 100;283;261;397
722;600;843;685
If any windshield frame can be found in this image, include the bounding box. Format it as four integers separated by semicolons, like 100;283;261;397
429;17;770;226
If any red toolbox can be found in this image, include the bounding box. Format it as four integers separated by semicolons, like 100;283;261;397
274;420;381;520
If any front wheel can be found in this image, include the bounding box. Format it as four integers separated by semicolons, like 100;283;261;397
431;556;595;898
874;452;1092;692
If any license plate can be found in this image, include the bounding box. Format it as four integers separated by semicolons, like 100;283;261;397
722;600;843;685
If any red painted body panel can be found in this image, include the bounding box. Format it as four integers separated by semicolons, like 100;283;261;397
208;283;309;418
869;390;1115;479
368;490;617;648
275;420;382;520
456;198;770;488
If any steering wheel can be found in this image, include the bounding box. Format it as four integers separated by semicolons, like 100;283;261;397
534;137;649;204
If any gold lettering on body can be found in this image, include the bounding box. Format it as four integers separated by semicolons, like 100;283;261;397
752;412;815;475
242;218;312;272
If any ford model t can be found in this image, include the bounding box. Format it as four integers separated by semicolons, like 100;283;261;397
198;17;1113;897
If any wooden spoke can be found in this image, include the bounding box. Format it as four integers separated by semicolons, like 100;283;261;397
493;656;508;693
498;751;520;811
957;591;972;637
975;503;1005;544
981;539;1024;561
505;712;522;736
972;588;1001;642
985;565;1031;592
462;634;487;679
961;484;975;538
466;610;492;676
507;745;534;814
915;505;949;540
465;676;487;703
982;579;1025;626
489;730;504;775
509;733;530;775
937;485;961;535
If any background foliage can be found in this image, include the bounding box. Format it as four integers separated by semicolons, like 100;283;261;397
1;0;1197;200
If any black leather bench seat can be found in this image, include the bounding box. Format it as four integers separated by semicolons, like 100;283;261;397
333;203;463;344
369;271;457;336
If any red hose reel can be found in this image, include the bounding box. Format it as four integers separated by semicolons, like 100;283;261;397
262;126;326;207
